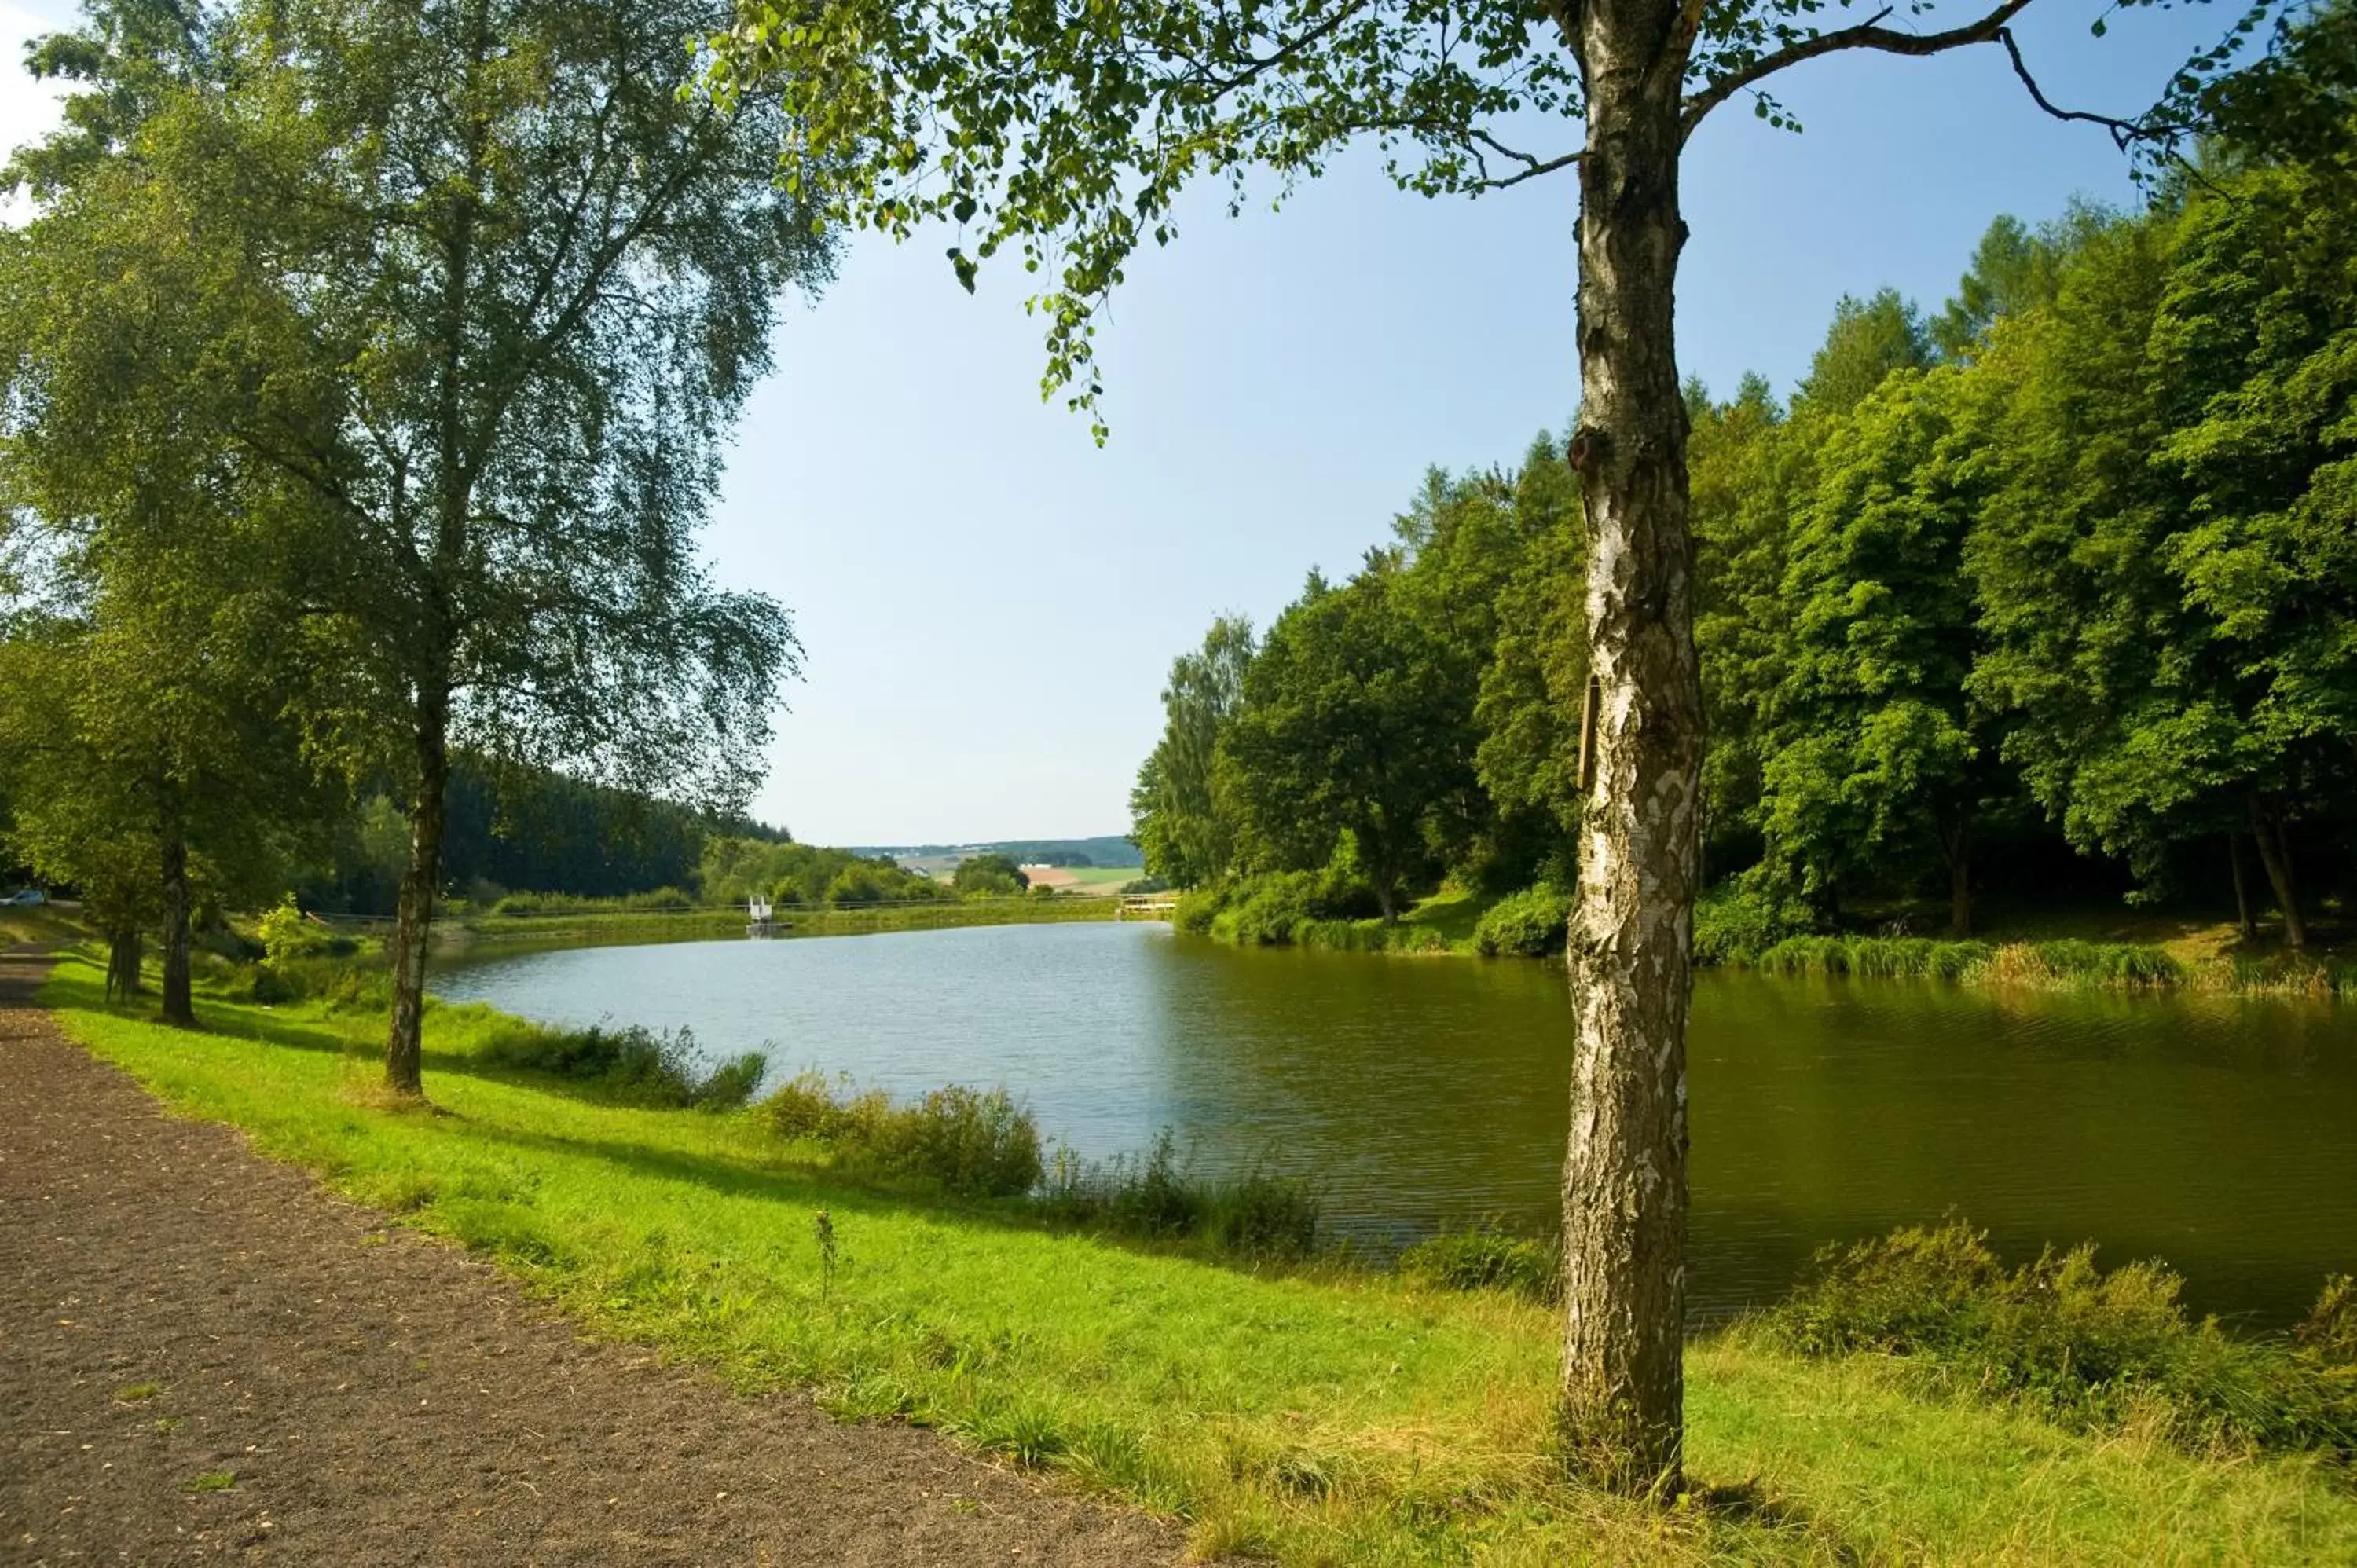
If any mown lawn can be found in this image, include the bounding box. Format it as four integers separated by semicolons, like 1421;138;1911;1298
43;952;2357;1566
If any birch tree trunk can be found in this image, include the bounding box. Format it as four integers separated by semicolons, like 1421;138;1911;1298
384;689;450;1097
1558;0;1705;1493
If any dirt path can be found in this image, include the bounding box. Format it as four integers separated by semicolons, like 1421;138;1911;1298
0;951;1188;1566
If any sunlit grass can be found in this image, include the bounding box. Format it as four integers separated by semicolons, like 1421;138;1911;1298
45;951;2357;1565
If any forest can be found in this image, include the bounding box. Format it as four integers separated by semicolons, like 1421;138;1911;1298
1135;97;2357;955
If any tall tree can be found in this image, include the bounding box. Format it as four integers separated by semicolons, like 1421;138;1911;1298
32;0;834;1091
1221;562;1476;918
1131;615;1255;887
1966;84;2357;949
1471;435;1591;882
715;0;2271;1488
2;21;328;1023
1754;368;1998;932
1690;372;1805;870
1795;289;1935;415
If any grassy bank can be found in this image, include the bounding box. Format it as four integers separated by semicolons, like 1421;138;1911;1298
1178;873;2357;998
1731;932;2357;997
39;953;2357;1565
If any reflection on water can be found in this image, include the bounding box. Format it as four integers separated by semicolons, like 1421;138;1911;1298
433;921;2357;1324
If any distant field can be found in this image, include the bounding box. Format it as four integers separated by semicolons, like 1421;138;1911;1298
1036;866;1140;896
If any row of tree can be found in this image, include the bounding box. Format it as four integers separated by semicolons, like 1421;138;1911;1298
1137;126;2357;947
698;836;957;906
0;0;822;1086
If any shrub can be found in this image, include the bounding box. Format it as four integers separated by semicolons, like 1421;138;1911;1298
1038;1131;1322;1260
1216;870;1323;946
757;1075;1043;1196
885;1086;1044;1198
1765;1222;2357;1455
1399;1225;1560;1304
2299;1276;2357;1364
1185;867;1391;947
1692;883;1816;965
257;896;332;965
1172;885;1226;935
482;1019;765;1109
1472;885;1569;958
1204;1170;1321;1259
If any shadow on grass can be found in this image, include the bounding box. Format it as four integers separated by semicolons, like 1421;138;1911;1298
1683;1478;1864;1566
46;952;481;1077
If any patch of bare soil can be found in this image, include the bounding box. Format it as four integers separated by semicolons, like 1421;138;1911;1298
0;951;1187;1566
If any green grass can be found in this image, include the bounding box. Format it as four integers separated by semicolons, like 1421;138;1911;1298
0;900;89;947
1055;866;1149;893
42;951;2357;1565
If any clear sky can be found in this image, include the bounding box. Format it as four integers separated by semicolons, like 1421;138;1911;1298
3;0;2239;845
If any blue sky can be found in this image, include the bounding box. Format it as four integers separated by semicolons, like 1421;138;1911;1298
2;0;2241;845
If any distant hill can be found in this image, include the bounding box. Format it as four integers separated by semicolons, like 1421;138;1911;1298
852;835;1142;871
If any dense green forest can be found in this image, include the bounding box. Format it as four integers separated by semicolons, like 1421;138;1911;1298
1138;110;2357;953
288;761;791;915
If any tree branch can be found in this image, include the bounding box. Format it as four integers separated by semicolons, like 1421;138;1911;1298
1681;0;2035;139
1998;27;2189;149
1467;128;1585;189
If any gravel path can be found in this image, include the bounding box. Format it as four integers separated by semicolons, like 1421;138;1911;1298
0;951;1188;1566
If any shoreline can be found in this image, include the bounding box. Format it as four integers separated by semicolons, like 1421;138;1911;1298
27;947;2356;1565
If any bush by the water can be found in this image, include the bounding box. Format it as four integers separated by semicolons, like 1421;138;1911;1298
1755;933;1995;980
761;1078;1319;1255
483;1019;765;1110
1472;885;1570;958
1037;1131;1321;1260
1764;1222;2357;1456
1175;866;1385;947
1691;883;1816;965
760;1074;1043;1197
1399;1224;1560;1303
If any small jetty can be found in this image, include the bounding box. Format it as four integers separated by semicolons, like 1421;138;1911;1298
1115;895;1178;921
746;896;792;937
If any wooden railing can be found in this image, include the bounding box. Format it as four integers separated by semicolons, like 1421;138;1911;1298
1116;895;1178;920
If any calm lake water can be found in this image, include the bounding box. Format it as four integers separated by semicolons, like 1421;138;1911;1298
434;921;2357;1324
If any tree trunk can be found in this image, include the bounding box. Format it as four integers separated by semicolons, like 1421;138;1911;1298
105;929;144;1002
1941;816;1973;938
1557;14;1701;1496
159;826;196;1028
2247;797;2307;952
385;690;451;1097
2228;831;2255;942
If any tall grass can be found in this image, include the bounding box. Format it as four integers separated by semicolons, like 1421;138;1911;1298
1732;931;2357;996
1763;1222;2357;1457
759;1072;1043;1196
1399;1224;1561;1303
1754;934;1998;981
1036;1132;1322;1261
482;1017;768;1110
757;1076;1323;1257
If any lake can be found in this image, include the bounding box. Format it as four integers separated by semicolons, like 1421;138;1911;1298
434;920;2357;1324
